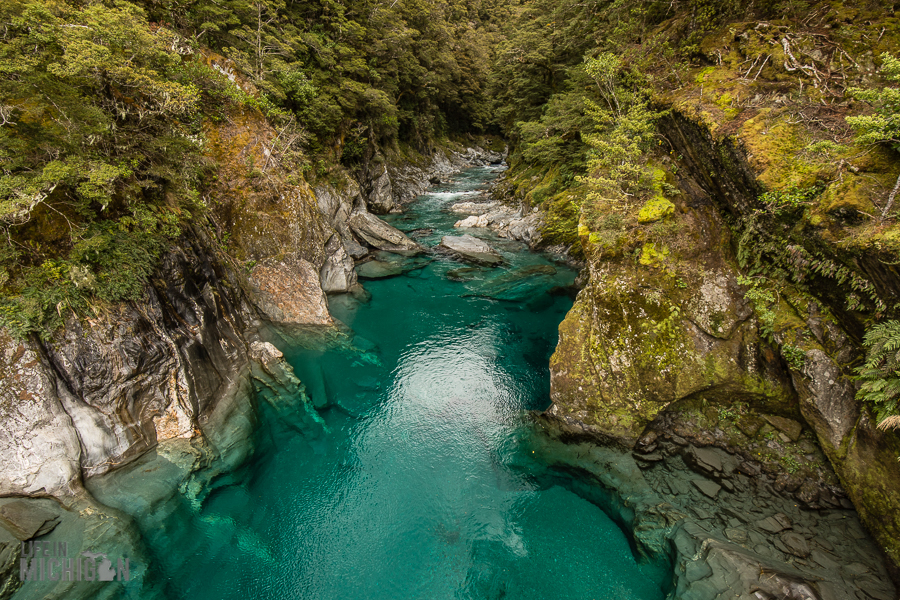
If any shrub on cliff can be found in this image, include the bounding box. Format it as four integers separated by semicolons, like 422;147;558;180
857;320;900;430
578;53;665;217
0;0;204;338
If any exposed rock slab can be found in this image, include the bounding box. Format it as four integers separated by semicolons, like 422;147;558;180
315;182;369;258
348;211;423;255
356;260;403;280
319;233;358;293
0;332;82;496
763;415;803;442
451;201;498;215
0;501;60;541
439;235;503;265
248;254;332;325
691;479;722;498
365;162;395;214
452;205;543;246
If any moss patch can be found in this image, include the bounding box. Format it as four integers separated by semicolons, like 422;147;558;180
638;197;676;223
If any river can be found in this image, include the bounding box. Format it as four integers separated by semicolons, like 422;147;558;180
88;166;671;599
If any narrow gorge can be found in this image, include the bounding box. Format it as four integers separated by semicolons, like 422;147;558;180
2;1;900;599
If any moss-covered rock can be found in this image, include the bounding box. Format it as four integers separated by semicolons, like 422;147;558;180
637;197;675;223
204;107;329;268
550;246;793;442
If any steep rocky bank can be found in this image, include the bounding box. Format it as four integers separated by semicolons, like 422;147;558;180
543;104;900;594
529;415;894;600
0;98;500;596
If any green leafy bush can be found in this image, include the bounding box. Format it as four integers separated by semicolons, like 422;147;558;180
781;344;807;371
856;320;900;430
0;207;182;339
847;53;900;151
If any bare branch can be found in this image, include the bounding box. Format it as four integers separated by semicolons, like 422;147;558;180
881;172;900;222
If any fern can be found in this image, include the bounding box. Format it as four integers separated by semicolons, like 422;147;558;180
857;320;900;428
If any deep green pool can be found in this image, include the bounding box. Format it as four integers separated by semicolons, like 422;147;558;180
99;167;670;599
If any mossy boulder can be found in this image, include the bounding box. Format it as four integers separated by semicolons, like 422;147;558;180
637;197;675;223
638;243;669;266
549;258;793;442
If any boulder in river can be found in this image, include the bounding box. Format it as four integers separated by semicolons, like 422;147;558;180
248;254;333;325
454;215;489;228
438;235;503;265
450;201;498;215
348;210;423;255
356;260;403;280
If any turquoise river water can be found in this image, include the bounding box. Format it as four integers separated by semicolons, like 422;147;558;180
81;167;671;599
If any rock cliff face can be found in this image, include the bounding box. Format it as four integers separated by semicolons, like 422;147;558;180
0;228;259;498
547;108;900;578
0;120;492;597
0;114;491;501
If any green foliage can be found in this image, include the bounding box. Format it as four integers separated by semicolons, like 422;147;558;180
847;53;900;151
578;54;665;217
0;206;182;338
516;91;592;168
737;275;778;339
0;0;214;338
781;344;807;371
0;0;202;226
148;0;506;148
758;184;822;216
736;214;887;316
781;453;801;474
856;320;900;428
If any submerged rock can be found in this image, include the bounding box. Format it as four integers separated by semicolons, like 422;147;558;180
438;234;503;265
356;260;403;279
446;267;486;282
463;264;558;301
0;501;60;541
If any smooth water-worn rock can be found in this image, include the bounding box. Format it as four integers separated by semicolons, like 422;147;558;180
314;181;369;259
532;414;896;600
0;229;261;498
439;234;503;265
365;161;395;214
453;205;543;246
0;501;60;541
463;265;558;301
319;232;358;293
356;260;403;280
248;253;333;325
349;210;423;254
450;201;498;215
